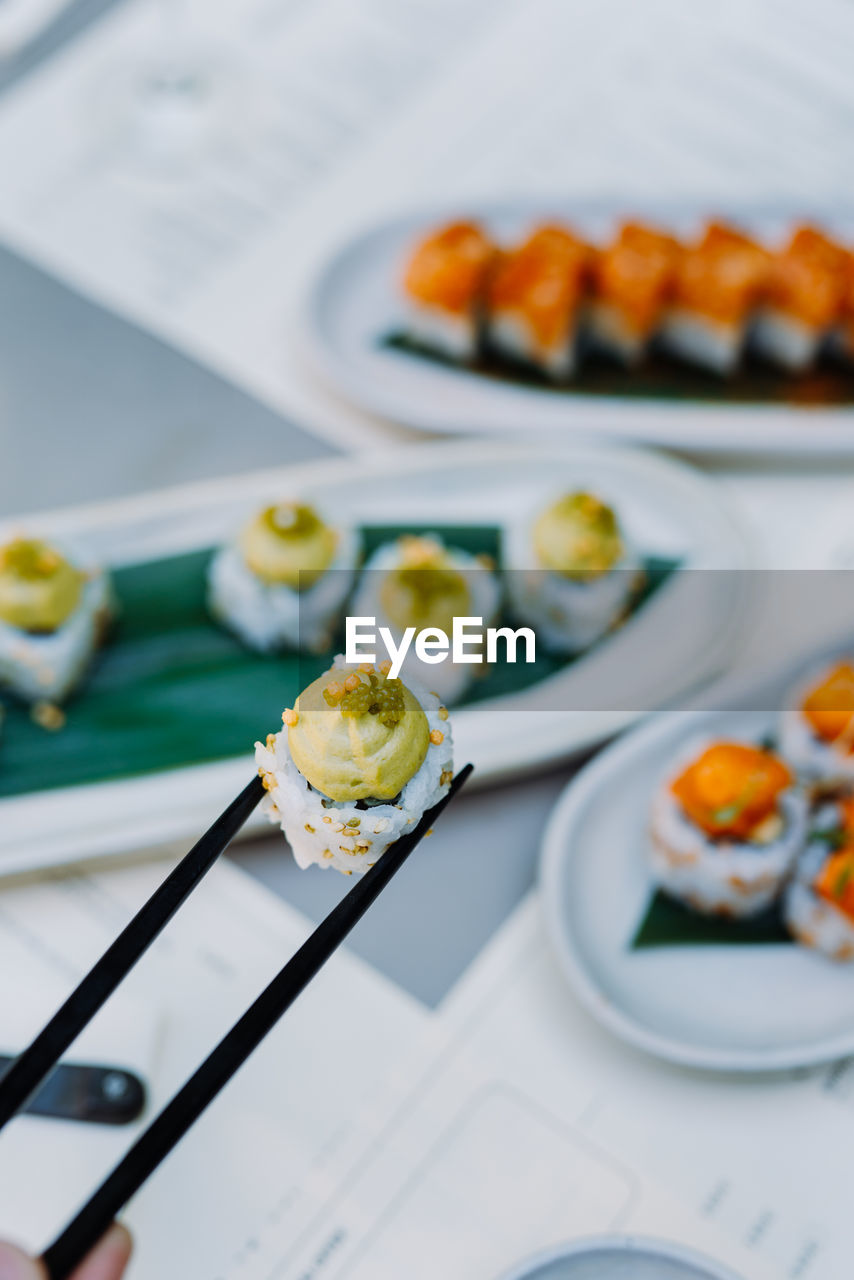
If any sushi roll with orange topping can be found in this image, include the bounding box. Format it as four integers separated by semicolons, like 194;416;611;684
486;225;589;380
753;226;851;371
779;660;854;790
650;739;808;917
660;222;770;374
786;795;854;960
402;220;495;360
587;221;682;365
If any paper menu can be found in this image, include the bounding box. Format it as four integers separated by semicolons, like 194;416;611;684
0;855;426;1273
438;895;848;1280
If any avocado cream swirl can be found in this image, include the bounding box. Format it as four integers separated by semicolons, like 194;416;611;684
533;491;623;579
287;666;429;802
0;539;84;632
240;502;337;589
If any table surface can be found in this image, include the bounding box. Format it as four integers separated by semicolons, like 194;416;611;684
1;0;853;1010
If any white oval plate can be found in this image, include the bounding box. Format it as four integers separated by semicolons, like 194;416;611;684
540;646;854;1072
499;1235;742;1280
0;440;750;876
304;203;854;457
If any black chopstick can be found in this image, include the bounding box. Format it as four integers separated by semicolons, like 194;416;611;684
0;774;265;1134
39;764;473;1280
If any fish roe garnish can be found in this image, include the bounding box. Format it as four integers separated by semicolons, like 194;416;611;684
344;672;362;692
438;706;449;721
282;708;299;727
323;680;345;706
379;660;392;675
430;729;444;745
358;662;374;674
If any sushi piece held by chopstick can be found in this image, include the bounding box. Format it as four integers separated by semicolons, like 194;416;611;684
786;794;854;961
587;221;682;365
402;220;495;361
256;658;454;875
752;225;851;371
660;221;770;374
485;224;590;380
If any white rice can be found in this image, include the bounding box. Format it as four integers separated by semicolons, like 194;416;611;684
349;537;501;706
406;304;479;361
751;308;820;371
207;523;361;653
255;659;454;875
0;566;112;703
785;808;854;960
659;308;743;374
488;312;576;379
649;735;809;918
503;504;640;655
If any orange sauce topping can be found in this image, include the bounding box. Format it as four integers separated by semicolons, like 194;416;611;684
592;222;682;335
672;222;770;325
487;224;590;350
802;662;854;751
766;226;851;328
815;848;854;920
404;221;495;314
670;741;791;840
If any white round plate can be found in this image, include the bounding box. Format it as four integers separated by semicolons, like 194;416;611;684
540;649;854;1072
0;440;750;876
304;203;854;457
499;1235;742;1280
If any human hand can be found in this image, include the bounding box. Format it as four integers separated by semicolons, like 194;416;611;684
0;1224;131;1280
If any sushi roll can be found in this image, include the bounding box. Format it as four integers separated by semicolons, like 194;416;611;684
255;658;453;875
587;221;682;365
0;537;111;704
504;491;640;654
779;659;854;790
650;739;808;918
660;221;770;374
402;220;495;361
752;226;851;371
350;534;501;705
208;501;360;653
485;224;590;379
785;794;854;960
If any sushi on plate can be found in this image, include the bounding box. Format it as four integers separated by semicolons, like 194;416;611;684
660;221;770;374
208;501;360;653
587;221;682;365
0;536;111;704
402;220;495;360
485;224;590;379
779;659;854;791
350;533;501;705
504;490;640;654
785;794;854;960
752;225;851;371
649;738;808;918
255;658;453;874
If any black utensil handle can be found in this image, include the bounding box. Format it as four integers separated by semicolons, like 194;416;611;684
0;1057;147;1126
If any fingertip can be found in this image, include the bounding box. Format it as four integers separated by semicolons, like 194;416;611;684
0;1240;45;1280
67;1223;132;1280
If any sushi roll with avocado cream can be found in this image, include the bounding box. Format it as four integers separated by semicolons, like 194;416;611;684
208;501;360;653
504;491;640;654
779;660;854;791
402;220;495;361
350;534;500;705
0;537;111;703
785;794;854;960
650;739;808;918
255;659;453;874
